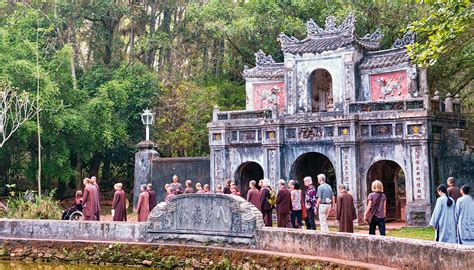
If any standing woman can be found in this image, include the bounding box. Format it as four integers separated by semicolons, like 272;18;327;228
455;185;474;245
136;185;150;222
430;184;456;243
290;181;303;229
112;183;127;222
364;180;386;236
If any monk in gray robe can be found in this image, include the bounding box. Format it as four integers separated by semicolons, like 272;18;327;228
112;183;127;222
455;185;474;245
430;184;457;243
336;184;356;233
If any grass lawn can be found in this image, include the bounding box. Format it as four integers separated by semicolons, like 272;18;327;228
386;227;435;241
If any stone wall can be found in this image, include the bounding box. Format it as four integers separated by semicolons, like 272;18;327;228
255;227;474;270
1;219;473;269
151;157;210;201
0;219;146;242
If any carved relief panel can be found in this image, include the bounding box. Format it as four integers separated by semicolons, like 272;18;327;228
370;70;408;101
252;82;285;112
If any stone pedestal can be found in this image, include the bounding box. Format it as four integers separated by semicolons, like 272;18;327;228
406;203;431;226
133;140;159;209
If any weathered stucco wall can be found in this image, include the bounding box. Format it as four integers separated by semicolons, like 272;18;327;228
255;228;474;270
151;157;210;202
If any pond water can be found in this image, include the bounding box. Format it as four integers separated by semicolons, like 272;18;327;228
0;261;139;270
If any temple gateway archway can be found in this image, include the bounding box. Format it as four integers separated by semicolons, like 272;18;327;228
290;152;336;193
235;161;264;199
366;160;406;221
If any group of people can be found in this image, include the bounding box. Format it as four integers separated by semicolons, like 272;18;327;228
429;177;473;245
246;174;358;234
79;173;473;246
80;176;101;221
161;175;242;202
79;176;158;223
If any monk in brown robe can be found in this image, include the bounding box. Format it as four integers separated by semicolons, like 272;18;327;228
275;179;292;228
147;183;157;211
246;180;261;211
112;183;127;221
91;176;101;220
137;185;150;222
336;184;357;233
82;178;97;221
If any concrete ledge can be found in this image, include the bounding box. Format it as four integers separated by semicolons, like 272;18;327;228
255;227;474;270
0;219;146;242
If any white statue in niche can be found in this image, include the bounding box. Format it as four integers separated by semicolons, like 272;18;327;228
310;69;333;112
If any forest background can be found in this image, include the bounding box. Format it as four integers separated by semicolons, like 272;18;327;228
0;0;472;198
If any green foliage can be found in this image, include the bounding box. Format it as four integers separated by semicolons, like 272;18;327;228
0;0;471;195
406;0;473;123
4;189;62;219
407;0;473;67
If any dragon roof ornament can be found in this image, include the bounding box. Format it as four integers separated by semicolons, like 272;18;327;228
243;50;284;79
278;33;300;46
254;50;275;66
392;31;416;49
306;13;355;37
361;28;383;42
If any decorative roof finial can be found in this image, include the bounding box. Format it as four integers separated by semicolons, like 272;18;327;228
278;33;300;46
361;28;383;42
392;31;416;49
306;13;355;37
254;50;275;66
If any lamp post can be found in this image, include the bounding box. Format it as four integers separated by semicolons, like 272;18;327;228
141;108;155;141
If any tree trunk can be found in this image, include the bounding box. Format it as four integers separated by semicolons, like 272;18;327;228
161;4;172;67
75;154;83;190
203;44;209;73
88;152;102;179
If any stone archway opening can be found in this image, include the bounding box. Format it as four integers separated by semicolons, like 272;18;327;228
309;69;333;112
366;160;406;222
235;161;264;199
290;152;336;194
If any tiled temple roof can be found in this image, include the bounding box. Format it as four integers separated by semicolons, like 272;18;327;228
359;31;415;70
243;50;285;80
278;13;383;55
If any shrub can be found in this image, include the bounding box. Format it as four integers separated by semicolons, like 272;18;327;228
4;189;62;220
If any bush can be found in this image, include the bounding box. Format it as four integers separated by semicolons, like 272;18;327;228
4;189;62;220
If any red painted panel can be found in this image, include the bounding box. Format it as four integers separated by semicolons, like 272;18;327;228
370;70;408;101
252;82;285;112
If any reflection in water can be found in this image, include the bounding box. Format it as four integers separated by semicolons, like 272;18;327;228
0;261;139;270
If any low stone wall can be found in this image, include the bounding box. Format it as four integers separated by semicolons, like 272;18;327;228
255;227;474;270
0;219;146;242
1;219;473;269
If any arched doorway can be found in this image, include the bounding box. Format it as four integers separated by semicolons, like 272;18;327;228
235;162;264;199
366;160;406;221
290;152;336;193
309;69;333;112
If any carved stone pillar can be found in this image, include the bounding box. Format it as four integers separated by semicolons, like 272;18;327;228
133;140;159;209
